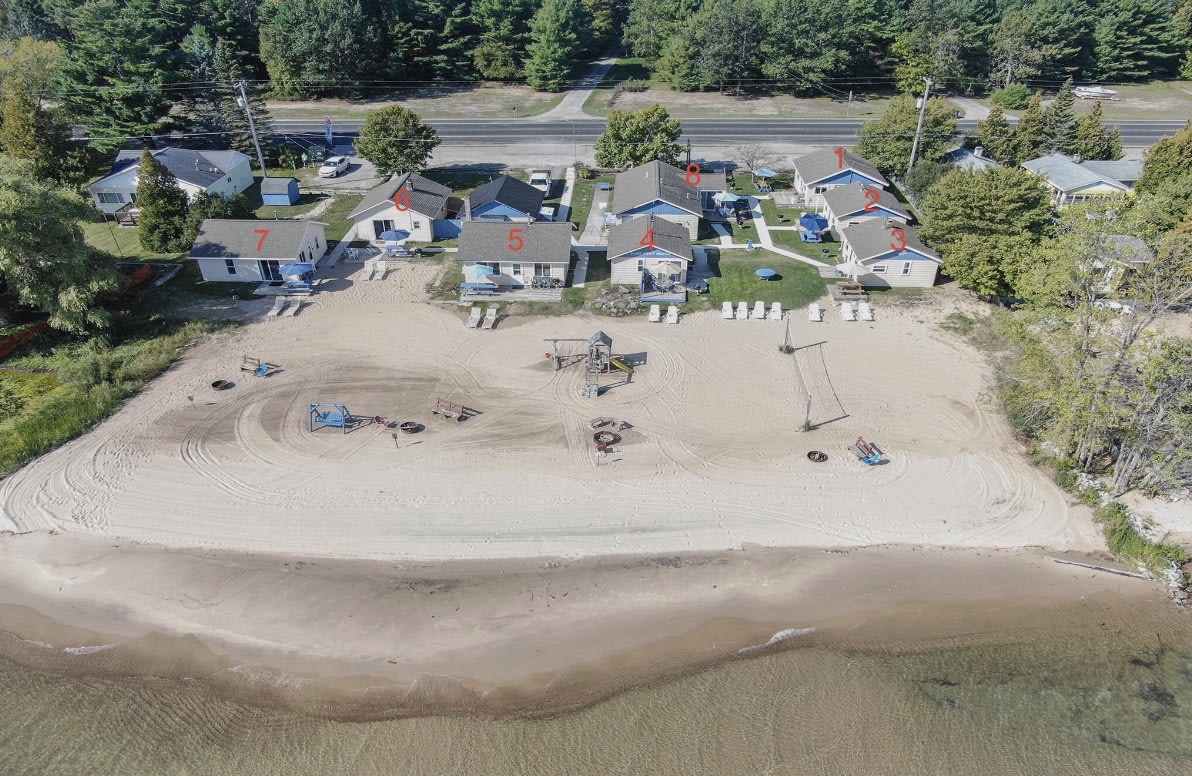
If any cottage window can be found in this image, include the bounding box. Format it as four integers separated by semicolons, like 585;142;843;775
637;260;645;273
511;263;522;275
97;192;124;204
872;264;887;274
224;259;236;275
902;261;912;275
412;220;422;229
813;186;828;194
372;219;395;239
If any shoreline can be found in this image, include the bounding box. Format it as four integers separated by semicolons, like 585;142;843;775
0;531;1179;721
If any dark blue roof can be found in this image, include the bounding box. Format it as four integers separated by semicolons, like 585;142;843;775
104;148;245;188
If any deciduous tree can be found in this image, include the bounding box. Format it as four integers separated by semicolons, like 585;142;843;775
855;95;957;176
355;105;440;175
1010;91;1049;162
1136;124;1192;194
594;104;682;168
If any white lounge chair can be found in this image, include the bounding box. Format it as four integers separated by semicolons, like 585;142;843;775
737;301;749;319
841;302;856;321
666;305;679;324
753;301;766;320
375;260;389;280
648;304;662;322
768;302;782;321
466;306;482;328
481;305;498;330
722;301;734;319
283;297;301;317
808;303;823;322
859;301;875;321
268;296;286;317
361;259;376;280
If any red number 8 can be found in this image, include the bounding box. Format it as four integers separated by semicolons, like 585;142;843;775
685;163;701;187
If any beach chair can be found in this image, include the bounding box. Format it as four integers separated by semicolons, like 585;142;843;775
752;301;766;320
283;297;301;317
648;304;661;322
841;301;856;321
466;306;482;328
361;259;376;280
268;296;286;317
374;260;388;280
768;302;782;321
721;301;734;319
666;305;679;324
481;305;498;330
808;302;823;322
859;301;875;321
736;301;749;319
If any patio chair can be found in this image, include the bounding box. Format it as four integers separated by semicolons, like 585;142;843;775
808;302;823;322
466;306;482;328
481;305;499;330
648;304;661;322
841;302;856;321
666;305;680;324
268;296;286;317
859;302;875;322
722;301;734;319
736;301;749;319
752;301;766;320
768;302;783;321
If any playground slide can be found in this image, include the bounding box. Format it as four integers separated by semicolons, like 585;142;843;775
609;357;634;376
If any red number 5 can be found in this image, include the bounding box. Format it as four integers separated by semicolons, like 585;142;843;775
889;226;907;252
253;228;270;251
507;227;524;252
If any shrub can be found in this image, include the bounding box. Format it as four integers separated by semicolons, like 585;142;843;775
990;83;1031;110
1095;502;1189;573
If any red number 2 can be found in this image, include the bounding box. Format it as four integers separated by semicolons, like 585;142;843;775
834;146;845;169
863;187;880;212
639;228;655;249
507;227;524;252
393;188;411;212
253;228;270;251
889;226;907;252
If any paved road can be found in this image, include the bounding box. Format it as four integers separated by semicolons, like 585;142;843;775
277;118;1187;148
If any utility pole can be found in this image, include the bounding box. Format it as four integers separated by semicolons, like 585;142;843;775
236;80;268;177
906;77;933;180
846;90;853;118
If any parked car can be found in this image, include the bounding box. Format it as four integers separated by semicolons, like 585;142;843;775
318;155;350;177
529;169;551;194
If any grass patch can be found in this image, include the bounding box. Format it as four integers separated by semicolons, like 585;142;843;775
568;174;614;232
939;311;976;335
689;249;827;313
162;260;263;300
767;228;840;261
81;220;182;261
318;194;364;242
424;167;528;198
0;320;223;476
1096;502;1188;578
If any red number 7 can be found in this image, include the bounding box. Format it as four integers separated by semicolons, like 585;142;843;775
253;228;270;251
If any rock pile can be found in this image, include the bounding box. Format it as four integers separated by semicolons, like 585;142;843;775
592;286;642;317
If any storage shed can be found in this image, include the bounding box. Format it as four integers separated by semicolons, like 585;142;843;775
261;176;300;206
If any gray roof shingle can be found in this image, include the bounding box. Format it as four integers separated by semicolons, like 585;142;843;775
350;172;451;219
456;221;573;262
189;219;326;260
104;148;248;188
792;148;888;188
612;161;726;216
839;219;938;263
465;175;544;216
607;216;692;262
821;183;911;221
1021;153;1142;192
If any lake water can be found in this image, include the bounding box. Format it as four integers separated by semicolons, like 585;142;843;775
3;612;1191;775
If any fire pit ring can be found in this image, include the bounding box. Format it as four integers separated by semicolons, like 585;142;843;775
211;379;234;391
593;431;622;446
399;421;422;434
807;450;828;462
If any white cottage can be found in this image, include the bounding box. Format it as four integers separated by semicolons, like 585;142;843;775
791;147;889;207
606;216;693;301
838;219;940;288
456;221;573;291
821;183;912;230
87;148;253;216
349;172;452;244
189;219;327;283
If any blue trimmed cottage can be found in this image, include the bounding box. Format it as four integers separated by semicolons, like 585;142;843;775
792;148;888;207
464;175;545;222
838;219;940;288
612;161;727;240
607;216;693;302
821;183;912;230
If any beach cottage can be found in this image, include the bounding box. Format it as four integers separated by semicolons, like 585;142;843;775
350;172;453;244
611;160;727;240
189;219;327;283
607;216;693;302
791;148;888;207
838;219;940;288
821;183;912;230
463;174;545;222
456;221;573;294
87;148;254;221
1020;153;1142;208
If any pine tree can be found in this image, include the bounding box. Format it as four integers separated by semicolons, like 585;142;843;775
215;41;274;161
258;0;381;98
1042;79;1077;154
136;150;191;253
525;0;581;92
1092;0;1181;81
976;104;1016;162
656;32;703;91
1011;91;1049;162
1071;101;1122;161
472;0;536;79
0;91;85;183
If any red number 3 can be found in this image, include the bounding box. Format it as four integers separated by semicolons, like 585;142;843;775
889;226;907;252
507;227;524;252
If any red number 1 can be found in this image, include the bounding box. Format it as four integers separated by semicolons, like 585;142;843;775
639;228;655;249
889;226;907;252
863;187;880;212
253;228;270;251
834;146;845;169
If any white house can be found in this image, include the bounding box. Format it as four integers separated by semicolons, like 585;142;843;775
821;183;912;230
792;147;889;207
606;215;693;301
456;221;573;291
87;148;253;215
349;172;452;244
612;160;727;240
838;219;940;288
189;219;327;283
1021;153;1142;208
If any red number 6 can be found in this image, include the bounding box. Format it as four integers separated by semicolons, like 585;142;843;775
507;227;525;252
393;188;411;212
685;163;701;187
889;226;907;252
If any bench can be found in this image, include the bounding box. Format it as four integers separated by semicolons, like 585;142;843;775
432;398;465;421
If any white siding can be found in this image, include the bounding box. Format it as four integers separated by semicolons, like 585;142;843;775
858;259;938;288
88;157;252;213
197;258;267;282
610;257;643;285
356;202;441;243
205;157;254;199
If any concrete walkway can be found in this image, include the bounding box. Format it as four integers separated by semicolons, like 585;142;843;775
537;51;619;121
711;197;831;269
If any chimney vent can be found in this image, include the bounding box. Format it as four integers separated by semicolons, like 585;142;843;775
974;145;984;157
1073;154;1083;164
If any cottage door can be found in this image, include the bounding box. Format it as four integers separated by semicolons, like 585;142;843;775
259;260;281;282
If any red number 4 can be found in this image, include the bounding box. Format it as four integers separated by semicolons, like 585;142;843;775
639;228;655;249
253;228;270;251
507;227;525;252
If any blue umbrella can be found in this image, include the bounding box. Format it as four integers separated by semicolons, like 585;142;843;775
754;168;778;178
379;229;410;241
464;264;495;277
755;268;777;280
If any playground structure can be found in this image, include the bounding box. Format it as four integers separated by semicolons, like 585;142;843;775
849;437;884;466
308;403;355;433
543;331;636;398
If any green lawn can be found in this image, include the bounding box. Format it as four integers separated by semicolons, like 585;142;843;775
688;249;828;313
80;220;182;260
767;228;841;263
158;260;263;300
568;174;614;231
424;167;528;198
318;194;364;241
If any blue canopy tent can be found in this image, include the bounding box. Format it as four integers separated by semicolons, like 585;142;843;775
798;213;829;244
